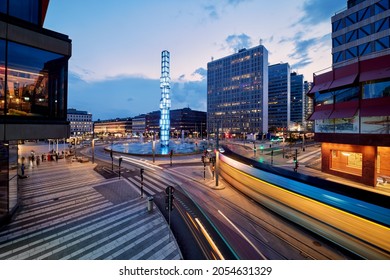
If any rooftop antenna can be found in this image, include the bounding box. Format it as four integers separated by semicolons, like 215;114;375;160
259;38;263;45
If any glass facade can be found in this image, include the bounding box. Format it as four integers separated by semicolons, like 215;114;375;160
207;45;268;136
332;0;390;64
0;141;18;217
1;0;40;25
0;40;68;119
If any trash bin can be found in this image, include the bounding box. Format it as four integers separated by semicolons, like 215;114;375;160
147;196;154;212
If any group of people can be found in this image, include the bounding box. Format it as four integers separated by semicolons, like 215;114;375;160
20;150;64;177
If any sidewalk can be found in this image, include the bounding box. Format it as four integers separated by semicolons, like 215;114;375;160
0;156;182;260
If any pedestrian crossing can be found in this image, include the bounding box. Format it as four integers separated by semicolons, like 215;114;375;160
121;167;180;197
0;160;181;260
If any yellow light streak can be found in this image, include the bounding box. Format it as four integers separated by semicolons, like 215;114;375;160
195;218;225;260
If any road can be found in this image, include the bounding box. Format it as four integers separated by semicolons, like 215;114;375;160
82;144;354;260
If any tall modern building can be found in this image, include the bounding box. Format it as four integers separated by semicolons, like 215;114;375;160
303;81;314;131
308;0;390;187
159;50;171;147
290;72;304;128
0;0;72;224
268;63;291;131
207;45;269;138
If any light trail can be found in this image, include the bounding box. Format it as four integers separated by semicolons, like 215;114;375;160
218;210;268;260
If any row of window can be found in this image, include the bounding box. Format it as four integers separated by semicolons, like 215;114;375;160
314;80;390;107
332;0;389;32
315;115;390;134
333;17;389;48
333;35;390;63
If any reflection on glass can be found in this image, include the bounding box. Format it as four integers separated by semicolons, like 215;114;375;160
1;41;67;118
363;80;390;99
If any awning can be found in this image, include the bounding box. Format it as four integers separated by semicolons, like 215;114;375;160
361;97;390;117
309;80;333;93
308;71;333;94
308;104;334;120
329;73;358;90
359;67;390;82
329;100;359;119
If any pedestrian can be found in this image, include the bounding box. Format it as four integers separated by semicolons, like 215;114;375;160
36;155;40;166
21;163;25;176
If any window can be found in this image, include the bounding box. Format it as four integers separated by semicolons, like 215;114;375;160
363;80;390;99
9;0;40;25
375;17;389;33
346;12;357;27
375;36;390;51
5;41;68;119
332;19;345;32
334;87;360;103
314;91;334;106
375;0;389;15
346;30;357;43
333;35;344;47
0;40;5;115
358;42;372;56
333;51;344;64
345;47;357;60
358;6;371;21
331;150;362;176
358;24;371;39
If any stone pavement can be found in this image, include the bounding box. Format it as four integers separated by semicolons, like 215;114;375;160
0;158;182;260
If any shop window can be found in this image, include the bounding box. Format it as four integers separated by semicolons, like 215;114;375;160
377;147;390;180
331;150;362;176
362;116;390;134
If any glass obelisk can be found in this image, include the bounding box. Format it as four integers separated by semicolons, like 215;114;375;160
159;50;171;147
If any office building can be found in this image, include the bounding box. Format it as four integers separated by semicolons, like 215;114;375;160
67;108;93;136
308;0;390;187
207;45;269;138
290;72;304;129
303;81;314;131
0;0;72;224
268;63;291;131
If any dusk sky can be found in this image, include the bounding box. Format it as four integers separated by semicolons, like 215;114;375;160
44;0;346;120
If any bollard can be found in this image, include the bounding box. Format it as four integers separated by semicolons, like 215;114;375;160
147;196;154;212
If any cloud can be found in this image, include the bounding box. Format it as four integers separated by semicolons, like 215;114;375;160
171;79;207;111
225;33;252;52
297;0;345;26
227;0;251;6
192;67;207;80
204;5;219;19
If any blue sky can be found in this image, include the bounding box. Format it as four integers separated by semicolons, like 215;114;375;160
44;0;346;120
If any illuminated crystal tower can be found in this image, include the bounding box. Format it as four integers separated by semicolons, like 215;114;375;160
159;50;171;147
